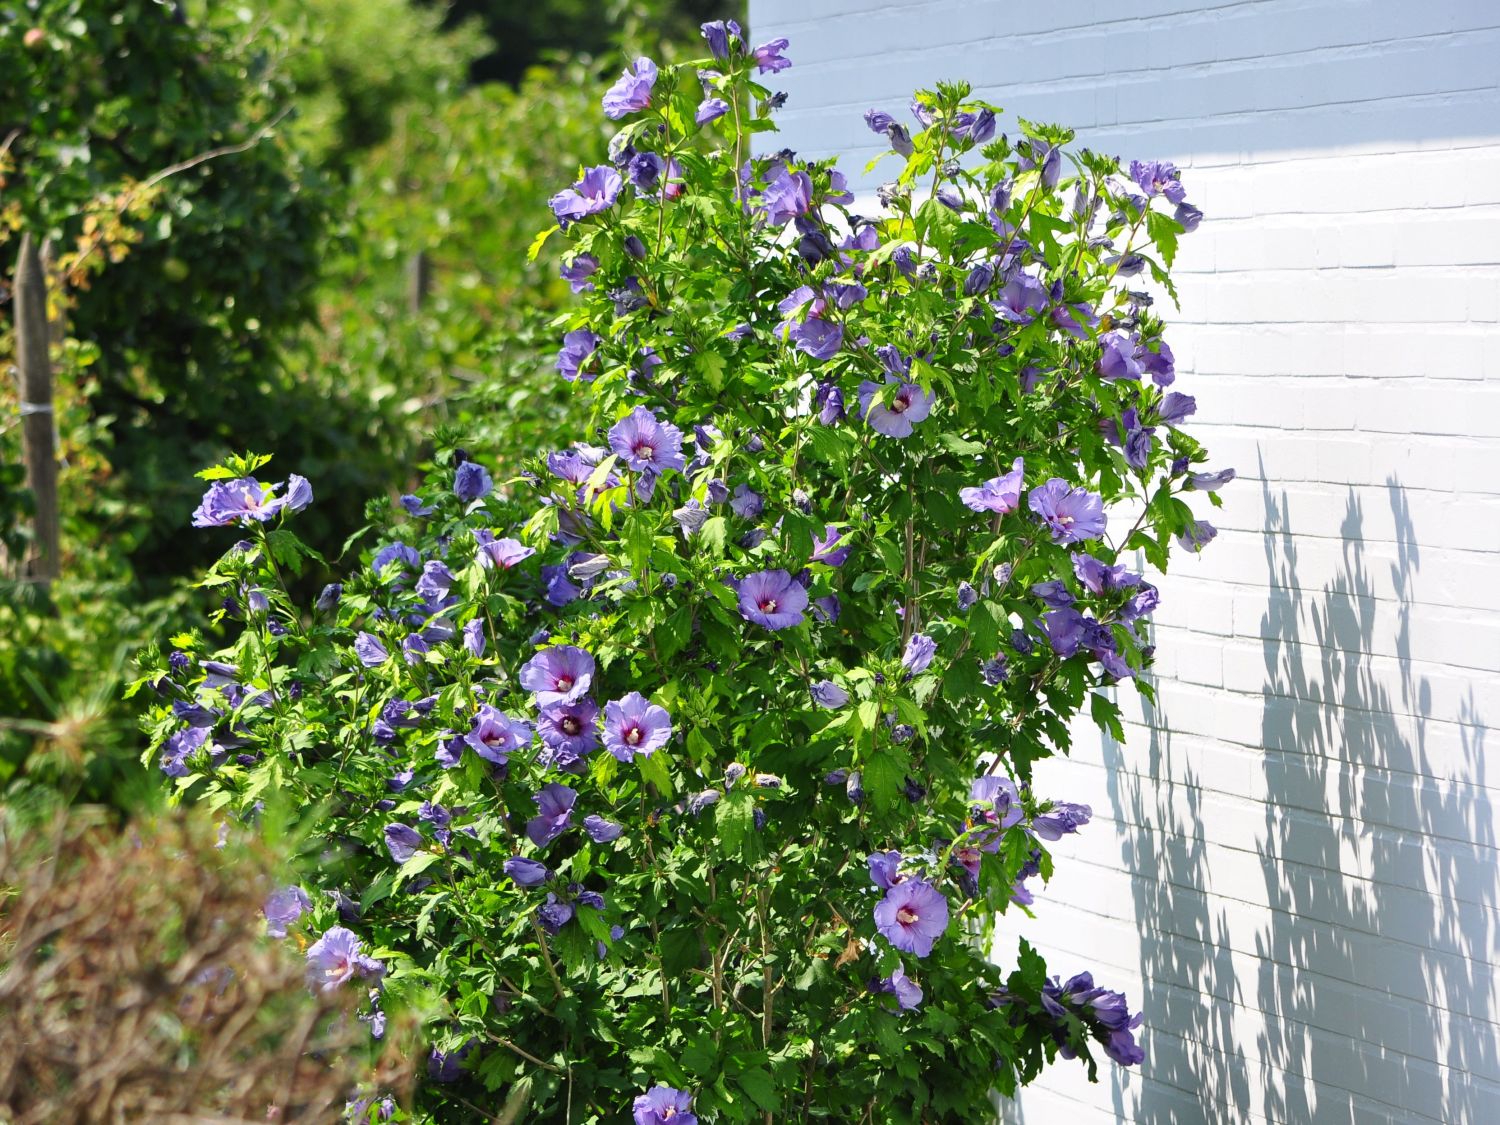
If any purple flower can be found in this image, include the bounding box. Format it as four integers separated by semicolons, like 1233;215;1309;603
982;654;1009;685
865;108;896;133
538;698;601;761
415;560;455;602
762;168;812;226
1129;159;1186;204
967;108;996;144
1159;392;1196;426
549;166;623;225
584;814;625;843
561;253;598;293
354;632;390;668
1073;553;1141;596
686;789;721;816
305;926;384;992
868;850;906;890
902;633;936;674
737;569;807;630
627;151;665;191
971;774;1024;832
810;680;849;708
1028;479;1107;545
548;447;599;485
537;894;575;934
1142;341;1176;386
811;525;850;566
701;19;740;59
1124;584;1160;621
1175;201;1203;232
812;594;840;623
1106;1020;1147;1065
672;500;709;538
1033;801;1092;841
992;273;1047;324
633;1085;698;1125
474;529;534;570
160;726;208;776
371;542;421;583
789;315;843;361
556;328;602;382
751;37;791;74
1098;331;1144;381
264;885;311;938
609;406;686;476
282;474;313;512
454;461;492;503
504;857;550;887
191;476;302;527
959;457;1024;513
696;97;729;125
602;692;672;762
1177;520;1217;552
882;966;924;1011
465;705;533;764
519;645;595;705
858;377;933;439
727;484;763;520
384;823;423;864
957;582;979;610
1188;468;1236;491
873;879;950;958
526;783;578;846
601;57;658;120
1043;608;1086;657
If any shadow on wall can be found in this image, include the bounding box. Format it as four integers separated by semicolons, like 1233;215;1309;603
1092;463;1494;1121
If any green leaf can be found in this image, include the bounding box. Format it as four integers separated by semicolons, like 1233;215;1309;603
396;850;440;887
527;224;560;262
715;789;758;855
937;432;986;456
737;1067;780;1113
1089;691;1125;742
655;605;693;661
1145;209;1183;269
699;516;728;557
584;454;620;499
863;747;909;809
638;750;674;797
914;198;960;254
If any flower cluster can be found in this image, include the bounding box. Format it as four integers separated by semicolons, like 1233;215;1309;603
145;24;1228;1123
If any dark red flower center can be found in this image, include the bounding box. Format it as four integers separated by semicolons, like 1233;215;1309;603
562;717;581;735
759;597;777;613
897;906;919;925
557;675;574;691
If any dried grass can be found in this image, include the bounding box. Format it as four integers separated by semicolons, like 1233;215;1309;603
0;809;413;1124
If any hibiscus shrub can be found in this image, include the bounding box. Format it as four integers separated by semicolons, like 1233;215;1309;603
137;18;1227;1124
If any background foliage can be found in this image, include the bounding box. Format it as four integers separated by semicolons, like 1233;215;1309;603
1;0;730;810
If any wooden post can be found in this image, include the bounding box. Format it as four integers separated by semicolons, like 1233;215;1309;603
14;232;60;583
407;249;430;314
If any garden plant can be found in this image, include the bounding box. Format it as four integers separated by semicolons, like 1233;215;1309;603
138;18;1227;1123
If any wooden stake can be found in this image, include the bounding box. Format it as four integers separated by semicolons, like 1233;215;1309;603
14;232;60;584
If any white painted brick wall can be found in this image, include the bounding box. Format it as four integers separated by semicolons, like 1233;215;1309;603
749;0;1500;1119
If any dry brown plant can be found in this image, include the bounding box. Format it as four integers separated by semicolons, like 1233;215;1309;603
0;808;414;1124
